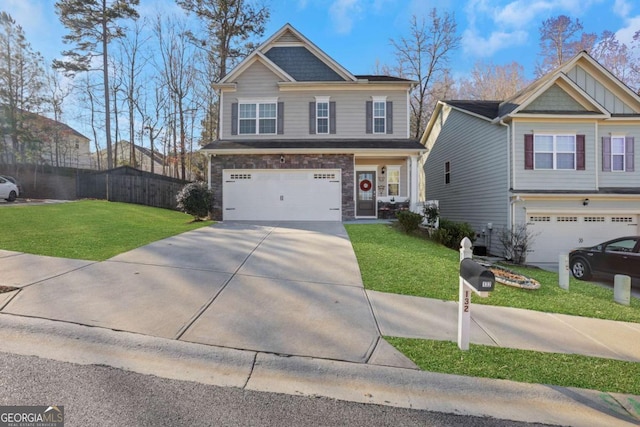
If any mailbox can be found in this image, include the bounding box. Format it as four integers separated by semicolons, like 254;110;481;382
460;259;495;292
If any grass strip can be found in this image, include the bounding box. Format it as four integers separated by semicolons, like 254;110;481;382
345;223;640;323
0;200;211;261
386;337;640;395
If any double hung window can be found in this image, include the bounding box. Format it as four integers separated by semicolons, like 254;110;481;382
373;100;386;133
387;166;400;196
611;136;626;171
534;134;576;170
316;99;329;134
239;102;277;135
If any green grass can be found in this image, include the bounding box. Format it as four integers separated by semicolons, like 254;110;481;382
386;337;640;395
345;223;640;323
0;200;212;260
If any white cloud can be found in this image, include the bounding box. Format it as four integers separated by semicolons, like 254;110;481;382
614;0;632;18
615;15;640;45
492;1;553;28
329;0;363;34
462;28;528;58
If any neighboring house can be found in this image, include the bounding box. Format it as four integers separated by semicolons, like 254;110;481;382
0;109;92;169
200;24;425;221
95;141;166;175
421;51;640;264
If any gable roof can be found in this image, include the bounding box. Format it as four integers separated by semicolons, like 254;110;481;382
218;23;357;85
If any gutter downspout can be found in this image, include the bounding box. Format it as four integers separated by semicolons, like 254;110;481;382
207;154;212;189
498;120;512;234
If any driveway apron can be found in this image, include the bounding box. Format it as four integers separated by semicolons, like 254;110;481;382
2;222;382;363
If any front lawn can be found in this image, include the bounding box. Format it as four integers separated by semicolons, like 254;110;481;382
345;223;640;323
0;200;212;261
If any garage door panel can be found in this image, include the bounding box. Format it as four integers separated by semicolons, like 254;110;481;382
527;214;638;263
223;169;341;221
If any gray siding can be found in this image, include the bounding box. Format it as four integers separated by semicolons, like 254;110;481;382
513;120;597;191
424;107;509;254
264;47;345;81
598;124;640;187
221;61;409;139
566;65;635;114
524;84;586;112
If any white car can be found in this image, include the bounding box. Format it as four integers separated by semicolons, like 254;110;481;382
0;176;19;202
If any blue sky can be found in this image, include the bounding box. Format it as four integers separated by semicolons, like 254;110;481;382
2;0;639;81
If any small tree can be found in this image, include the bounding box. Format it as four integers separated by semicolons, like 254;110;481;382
498;225;537;264
176;181;213;220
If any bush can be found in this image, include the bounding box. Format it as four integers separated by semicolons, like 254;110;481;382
396;210;423;233
176;181;213;220
432;218;476;250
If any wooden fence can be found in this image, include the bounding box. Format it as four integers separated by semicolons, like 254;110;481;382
77;166;189;210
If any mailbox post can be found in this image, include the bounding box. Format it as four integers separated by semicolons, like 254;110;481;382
458;238;495;350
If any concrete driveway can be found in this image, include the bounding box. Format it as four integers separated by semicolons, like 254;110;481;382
1;222;408;365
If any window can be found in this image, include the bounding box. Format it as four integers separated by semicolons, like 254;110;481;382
373;101;386;133
238;102;277;135
316;101;329;134
387;166;400;196
444;161;450;184
611;136;626;171
534;134;576;170
603;136;634;172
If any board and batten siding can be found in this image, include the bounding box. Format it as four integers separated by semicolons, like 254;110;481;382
566;65;635;114
220;61;409;139
513;120;597;191
597;123;640;187
425;107;509;254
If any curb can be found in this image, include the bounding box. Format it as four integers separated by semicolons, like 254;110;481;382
0;314;638;426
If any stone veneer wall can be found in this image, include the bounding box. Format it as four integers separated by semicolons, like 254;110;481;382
209;153;355;220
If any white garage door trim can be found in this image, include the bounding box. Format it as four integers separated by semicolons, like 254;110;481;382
223;169;342;221
526;213;639;263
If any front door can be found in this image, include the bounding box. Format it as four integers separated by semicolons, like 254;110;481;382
356;171;376;217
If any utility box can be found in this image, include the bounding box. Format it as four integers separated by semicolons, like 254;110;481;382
460;259;495;293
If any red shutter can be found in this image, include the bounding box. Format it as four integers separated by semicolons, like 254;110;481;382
626;136;635;172
524;134;534;170
602;137;611;171
576;135;585;170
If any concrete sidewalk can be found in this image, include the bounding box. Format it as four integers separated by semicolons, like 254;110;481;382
0;221;639;426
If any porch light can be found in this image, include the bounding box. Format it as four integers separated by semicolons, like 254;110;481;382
583;198;589;206
280;155;285;164
381;166;386;175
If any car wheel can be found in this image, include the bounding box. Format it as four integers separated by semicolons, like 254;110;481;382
570;258;592;280
6;191;17;202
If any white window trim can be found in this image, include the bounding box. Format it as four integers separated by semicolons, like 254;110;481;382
534;133;576;170
315;96;330;135
372;96;387;134
238;98;278;135
611;135;626;172
386;165;400;196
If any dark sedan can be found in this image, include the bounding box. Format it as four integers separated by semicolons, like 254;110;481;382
569;236;640;281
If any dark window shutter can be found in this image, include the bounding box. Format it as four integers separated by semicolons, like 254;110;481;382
386;101;393;134
309;102;316;134
524;134;534;170
231;103;238;135
602;137;611;171
576;134;585;170
626;136;635;172
365;101;373;134
277;102;284;135
329;101;336;134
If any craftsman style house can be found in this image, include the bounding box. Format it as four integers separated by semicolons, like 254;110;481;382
421;51;640;264
201;24;425;221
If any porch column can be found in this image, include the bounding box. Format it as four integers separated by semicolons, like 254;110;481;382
207;154;212;189
409;155;419;212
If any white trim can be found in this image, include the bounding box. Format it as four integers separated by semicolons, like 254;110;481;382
610;135;627;172
315;97;330;135
237;99;279;135
533;133;577;170
372;96;387;134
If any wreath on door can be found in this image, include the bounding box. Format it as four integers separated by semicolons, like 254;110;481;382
360;179;372;191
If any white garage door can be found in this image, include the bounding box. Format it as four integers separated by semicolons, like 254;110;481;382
527;214;639;263
222;169;342;221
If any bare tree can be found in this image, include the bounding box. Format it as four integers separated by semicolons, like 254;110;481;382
458;61;528;100
44;68;72;167
390;10;460;139
592;31;640;92
536;15;595;76
54;0;139;170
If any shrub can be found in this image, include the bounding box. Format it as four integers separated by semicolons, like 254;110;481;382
498;225;538;264
432;218;476;250
176;181;214;220
396;210;423;233
423;202;439;226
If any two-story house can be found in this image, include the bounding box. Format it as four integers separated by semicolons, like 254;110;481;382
421;51;640;264
201;24;425;221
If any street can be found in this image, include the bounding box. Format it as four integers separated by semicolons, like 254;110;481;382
0;351;551;427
